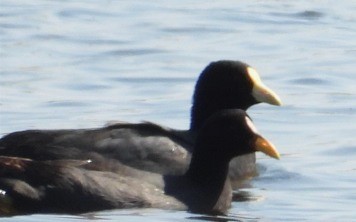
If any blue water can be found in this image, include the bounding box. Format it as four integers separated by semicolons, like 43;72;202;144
1;0;356;221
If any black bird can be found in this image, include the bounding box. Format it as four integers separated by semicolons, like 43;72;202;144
0;109;280;216
0;60;282;185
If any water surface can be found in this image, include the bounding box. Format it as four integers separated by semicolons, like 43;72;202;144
1;0;355;221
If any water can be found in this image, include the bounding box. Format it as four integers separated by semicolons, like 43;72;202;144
1;0;355;221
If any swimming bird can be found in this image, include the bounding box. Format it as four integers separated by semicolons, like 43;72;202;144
0;109;280;216
0;60;282;185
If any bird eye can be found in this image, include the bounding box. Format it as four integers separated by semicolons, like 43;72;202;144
245;116;259;134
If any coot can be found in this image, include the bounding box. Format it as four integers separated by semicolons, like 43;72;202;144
0;109;280;216
0;60;282;184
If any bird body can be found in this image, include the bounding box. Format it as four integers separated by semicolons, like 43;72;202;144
0;60;282;185
0;110;280;216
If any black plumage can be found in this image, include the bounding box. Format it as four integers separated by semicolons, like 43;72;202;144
0;109;280;216
0;60;281;185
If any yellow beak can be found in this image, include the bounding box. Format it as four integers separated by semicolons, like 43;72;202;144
247;67;282;106
254;136;280;159
252;83;282;106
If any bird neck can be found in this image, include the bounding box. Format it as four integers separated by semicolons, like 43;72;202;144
190;99;250;131
186;147;230;189
190;102;216;131
185;148;232;214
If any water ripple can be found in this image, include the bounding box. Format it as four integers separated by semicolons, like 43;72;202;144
31;34;128;45
295;10;324;20
102;49;168;57
289;77;331;85
271;10;324;20
58;8;116;19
